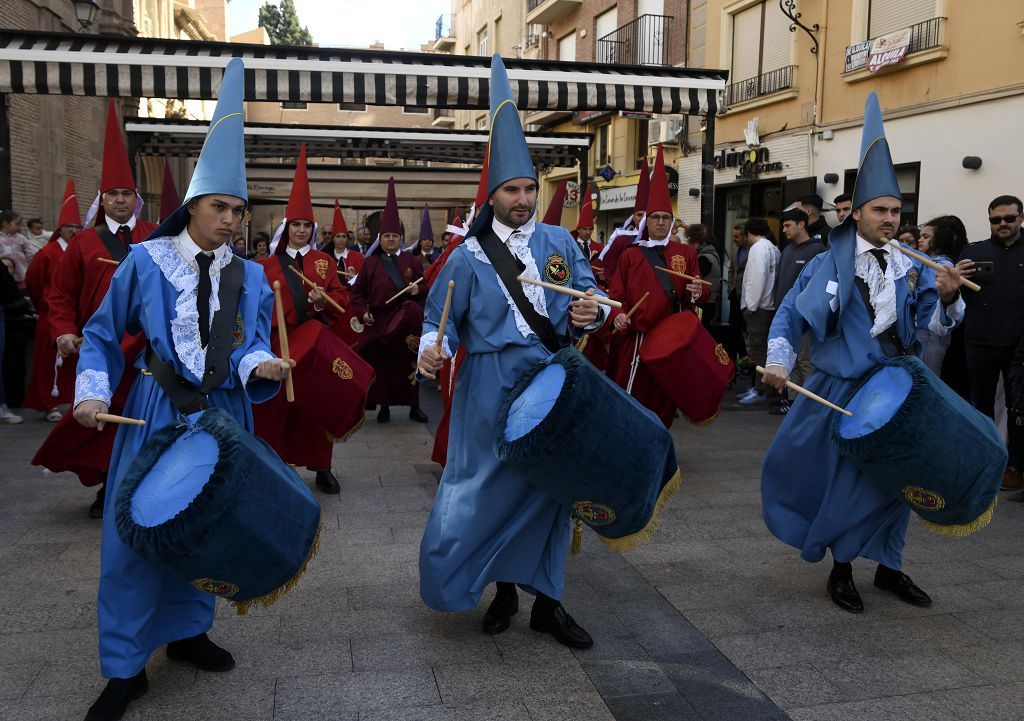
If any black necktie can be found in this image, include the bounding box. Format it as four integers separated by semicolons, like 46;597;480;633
295;251;304;274
869;248;888;274
196;252;214;348
118;225;131;250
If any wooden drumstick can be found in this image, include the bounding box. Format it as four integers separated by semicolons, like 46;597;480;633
756;366;853;417
515;276;623;308
273;281;295;403
883;238;981;292
613;291;650;334
95;412;145;426
288;265;346;315
385;277;424;305
435;280;455;351
336;269;356;279
655;265;713;287
97;257;120;266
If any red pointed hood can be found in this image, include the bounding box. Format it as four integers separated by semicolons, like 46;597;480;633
285;144;314;223
100;100;136;194
380;177;401;235
474;153;490;209
55;179;81;232
646;144;672;216
633;154;651;214
575;182;594;230
332;200;349;235
159;161;180;222
542;179;568;226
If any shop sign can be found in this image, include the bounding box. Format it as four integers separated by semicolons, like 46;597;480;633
620;110;653;120
868;27;912;72
714;146;783;179
563;181;581;208
598;184;637;211
573;110;612;125
845;41;870;72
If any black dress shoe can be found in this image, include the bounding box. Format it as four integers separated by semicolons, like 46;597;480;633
530;604;594;649
482;587;518;634
166;633;235;672
377;406;391;423
88;484;105;519
827;571;864;613
874;567;933;607
85;670;148;721
409;407;428;423
315;470;340;494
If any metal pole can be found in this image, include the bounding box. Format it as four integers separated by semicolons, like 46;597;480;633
700;110;715;228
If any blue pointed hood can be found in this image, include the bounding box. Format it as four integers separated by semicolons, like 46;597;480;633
852;92;901;210
147;58;247;240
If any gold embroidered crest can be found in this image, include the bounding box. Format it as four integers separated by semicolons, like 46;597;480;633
903;485;945;512
406;334;420;352
572;500;616;527
545;254;571;286
670;255;687;274
192;578;239;598
232;314;245;348
332;358;354;380
314;258;330;280
714;343;729;366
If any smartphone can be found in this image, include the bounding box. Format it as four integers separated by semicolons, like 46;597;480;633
974;261;994;280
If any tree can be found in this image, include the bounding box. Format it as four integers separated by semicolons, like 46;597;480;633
258;0;313;46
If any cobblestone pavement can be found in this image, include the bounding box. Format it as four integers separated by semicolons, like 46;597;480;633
1;385;1022;720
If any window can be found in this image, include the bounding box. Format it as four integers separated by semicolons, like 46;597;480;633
632;119;650;170
843;161;921;225
403;106;429;114
868;0;934;38
281;101;307;110
558;31;576;62
595;7;618;41
338;102;366;111
478;28;488;56
593;123;612;167
731;1;791;83
476;115;487;130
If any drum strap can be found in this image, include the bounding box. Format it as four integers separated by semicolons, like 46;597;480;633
97;225;130;262
639;247;680;310
144;257;245;414
853;277;906;356
475;226;567;354
379;254;407;293
278;254;309;321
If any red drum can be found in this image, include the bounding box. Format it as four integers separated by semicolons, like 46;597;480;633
639;312;734;425
289;321;375;441
380;300;424;354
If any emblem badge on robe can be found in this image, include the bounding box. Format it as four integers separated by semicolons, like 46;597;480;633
572;500;616;527
670;255;687;274
903;485;945;512
332;358;354;380
907;269;919;293
314;258;330;280
545;254;570;286
192;577;239;598
232;314;244;348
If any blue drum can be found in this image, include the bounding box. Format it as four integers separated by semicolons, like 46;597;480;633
495;347;680;550
115;408;322;614
832;355;1006;536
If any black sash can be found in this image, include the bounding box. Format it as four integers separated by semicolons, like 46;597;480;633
476;226;567;354
147;256;245;413
853;277;906;357
640;245;679;310
379;254;406;292
278;253;309;320
97;225;130;261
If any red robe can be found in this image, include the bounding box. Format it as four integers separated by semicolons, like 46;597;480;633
32;220;156;486
23;239;76;410
349;251;424;408
330;248;364;277
253;250;349;469
607;241;708;427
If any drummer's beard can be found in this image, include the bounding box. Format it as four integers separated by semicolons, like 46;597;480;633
492;199;536;229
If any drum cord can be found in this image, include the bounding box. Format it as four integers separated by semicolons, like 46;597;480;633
626;333;644;395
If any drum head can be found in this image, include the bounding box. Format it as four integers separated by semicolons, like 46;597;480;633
503;364;566;442
837;365;913;439
130;414;218;527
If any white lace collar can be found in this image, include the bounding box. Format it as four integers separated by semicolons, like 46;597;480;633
854;233;913;338
492;214;537;242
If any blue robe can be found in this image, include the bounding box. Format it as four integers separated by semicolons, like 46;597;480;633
74;238;278;679
418;221;606;611
762;231;959;569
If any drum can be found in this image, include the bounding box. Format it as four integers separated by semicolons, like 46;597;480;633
289;320;375;442
495;347;679;551
831;355;1006;536
115;408;321;614
379;299;423;354
639;312;734;425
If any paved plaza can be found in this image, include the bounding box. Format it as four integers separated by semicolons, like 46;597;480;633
1;388;1022;721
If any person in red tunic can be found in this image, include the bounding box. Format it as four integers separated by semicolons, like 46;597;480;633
33;101;158;517
327;199;363;278
607;144;709;427
598;154;651;280
349;177;427;424
24;179;83;421
253;144;348;494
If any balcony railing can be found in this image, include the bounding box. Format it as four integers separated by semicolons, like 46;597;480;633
527;0;543;11
845;17;944;72
597;14;673;67
725;65;795;106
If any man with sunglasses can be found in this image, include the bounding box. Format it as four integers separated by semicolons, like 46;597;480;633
958;195;1024;494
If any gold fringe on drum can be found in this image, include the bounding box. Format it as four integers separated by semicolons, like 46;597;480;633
233;521;323;615
598;469;681;553
918;496;997;538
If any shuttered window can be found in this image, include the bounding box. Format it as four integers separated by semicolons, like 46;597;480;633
732;1;793;83
869;0;934;38
760;2;792;72
731;5;761;82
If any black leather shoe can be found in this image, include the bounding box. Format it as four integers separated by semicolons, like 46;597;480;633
827;571;864;613
874;567;932;607
85;670;148;721
409;407;428;423
315;470;340;494
482;588;518;634
88;485;105;519
530;604;594;649
377;406;390;423
166;633;235;672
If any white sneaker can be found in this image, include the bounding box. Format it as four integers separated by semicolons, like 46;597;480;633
738;390;767;406
736;388;757;402
0;405;24;424
45;408;63;422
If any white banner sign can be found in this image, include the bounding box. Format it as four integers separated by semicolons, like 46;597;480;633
598;184;637;212
868;27;912;73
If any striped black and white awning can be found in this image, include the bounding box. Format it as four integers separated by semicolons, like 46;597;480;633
126;118;591;167
0;30;727;115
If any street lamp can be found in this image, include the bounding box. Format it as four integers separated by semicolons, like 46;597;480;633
72;0;100;31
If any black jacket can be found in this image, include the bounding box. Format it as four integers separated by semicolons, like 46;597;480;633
959;235;1024;346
